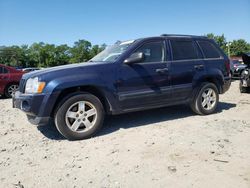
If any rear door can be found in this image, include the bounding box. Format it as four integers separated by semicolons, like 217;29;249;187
169;38;205;101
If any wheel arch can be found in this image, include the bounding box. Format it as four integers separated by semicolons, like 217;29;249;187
193;73;223;94
51;85;113;117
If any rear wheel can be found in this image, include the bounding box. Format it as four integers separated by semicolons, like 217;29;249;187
55;92;104;140
5;84;19;98
190;82;219;115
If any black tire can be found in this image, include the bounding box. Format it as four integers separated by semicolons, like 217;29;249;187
239;81;248;93
230;71;233;77
55;92;105;140
4;84;19;98
190;82;219;115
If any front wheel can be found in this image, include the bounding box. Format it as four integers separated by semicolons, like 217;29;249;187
55;93;105;140
190;83;219;115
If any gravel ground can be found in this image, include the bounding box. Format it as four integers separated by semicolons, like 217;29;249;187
0;80;250;188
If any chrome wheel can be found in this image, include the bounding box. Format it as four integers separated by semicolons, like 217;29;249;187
7;84;19;97
201;88;217;110
65;101;97;133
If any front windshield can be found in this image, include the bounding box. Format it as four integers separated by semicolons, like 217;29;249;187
90;40;135;62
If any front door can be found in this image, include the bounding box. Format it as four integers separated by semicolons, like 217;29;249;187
116;40;171;110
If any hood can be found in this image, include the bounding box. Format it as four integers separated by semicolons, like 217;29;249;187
22;62;106;80
242;53;250;65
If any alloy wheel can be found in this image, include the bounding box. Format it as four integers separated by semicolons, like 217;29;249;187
201;88;217;110
8;85;19;97
65;101;97;133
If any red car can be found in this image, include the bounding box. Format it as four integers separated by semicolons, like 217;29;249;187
0;64;24;98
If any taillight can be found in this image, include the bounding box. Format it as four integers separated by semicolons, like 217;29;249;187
225;59;230;76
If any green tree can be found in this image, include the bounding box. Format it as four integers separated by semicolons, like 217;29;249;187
89;44;106;58
70;40;92;63
54;44;70;65
28;42;45;67
230;39;250;56
206;33;227;53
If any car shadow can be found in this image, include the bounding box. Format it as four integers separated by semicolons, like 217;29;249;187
97;102;236;137
37;121;65;140
0;95;8;100
37;102;236;140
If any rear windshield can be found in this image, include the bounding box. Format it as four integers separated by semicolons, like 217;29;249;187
198;41;221;59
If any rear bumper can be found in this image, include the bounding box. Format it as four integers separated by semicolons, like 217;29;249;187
13;91;56;125
221;77;231;94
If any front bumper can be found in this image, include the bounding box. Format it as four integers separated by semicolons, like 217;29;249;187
13;91;51;125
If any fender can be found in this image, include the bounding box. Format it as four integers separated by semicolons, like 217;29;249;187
38;72;119;117
192;68;224;93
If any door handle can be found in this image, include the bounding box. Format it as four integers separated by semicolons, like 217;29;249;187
156;68;168;74
194;64;204;70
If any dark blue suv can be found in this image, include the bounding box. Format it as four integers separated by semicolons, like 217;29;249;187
13;35;231;140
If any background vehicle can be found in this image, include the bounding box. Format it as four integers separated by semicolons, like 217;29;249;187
13;35;231;140
0;64;24;98
239;53;250;93
22;67;40;73
230;60;247;77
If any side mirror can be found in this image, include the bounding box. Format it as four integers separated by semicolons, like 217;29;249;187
124;52;144;64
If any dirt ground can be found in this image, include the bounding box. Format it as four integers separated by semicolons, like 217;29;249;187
0;80;250;188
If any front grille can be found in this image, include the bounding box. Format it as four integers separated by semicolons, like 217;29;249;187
19;78;26;93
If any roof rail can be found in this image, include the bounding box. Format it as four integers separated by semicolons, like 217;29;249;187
161;34;207;38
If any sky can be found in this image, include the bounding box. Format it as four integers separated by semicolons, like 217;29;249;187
0;0;250;46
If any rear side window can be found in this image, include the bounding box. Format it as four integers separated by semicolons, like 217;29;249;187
0;67;9;74
198;41;221;59
170;40;199;60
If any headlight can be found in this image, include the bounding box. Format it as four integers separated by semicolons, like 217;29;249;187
25;77;46;94
244;70;249;74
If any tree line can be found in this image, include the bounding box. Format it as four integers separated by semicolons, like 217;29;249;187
206;33;250;57
0;40;106;68
0;34;250;68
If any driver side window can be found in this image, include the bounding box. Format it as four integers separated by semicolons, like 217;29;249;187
134;41;165;63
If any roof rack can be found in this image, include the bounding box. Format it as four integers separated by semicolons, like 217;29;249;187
160;34;207;38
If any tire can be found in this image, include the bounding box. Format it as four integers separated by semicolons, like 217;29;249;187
239;81;248;93
230;71;233;77
190;82;219;115
55;92;105;140
5;84;19;98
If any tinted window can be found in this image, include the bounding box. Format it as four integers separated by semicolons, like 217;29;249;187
171;40;199;60
0;67;9;74
134;41;165;63
3;67;8;73
198;41;221;59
